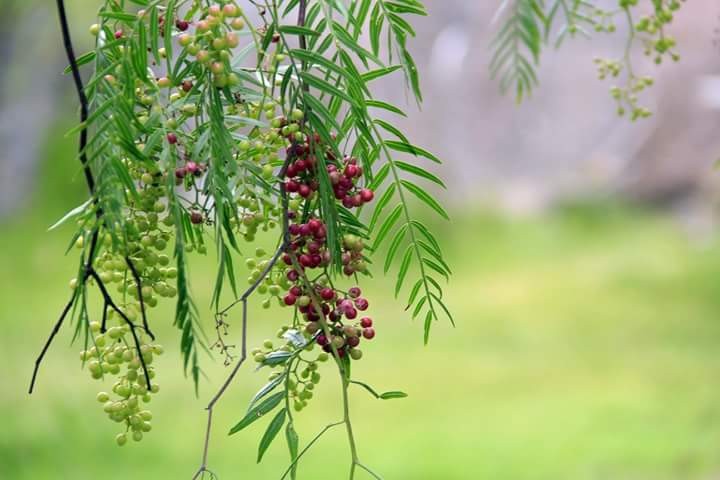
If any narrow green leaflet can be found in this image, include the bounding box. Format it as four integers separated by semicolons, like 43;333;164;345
229;392;285;435
257;408;287;463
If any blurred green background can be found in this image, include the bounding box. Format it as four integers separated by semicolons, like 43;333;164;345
3;1;720;479
2;118;720;479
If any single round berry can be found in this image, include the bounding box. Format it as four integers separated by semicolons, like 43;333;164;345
362;327;375;339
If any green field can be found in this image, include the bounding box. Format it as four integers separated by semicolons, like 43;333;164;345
2;128;720;479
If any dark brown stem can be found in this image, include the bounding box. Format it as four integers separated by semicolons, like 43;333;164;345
87;268;153;391
28;295;76;394
30;0;98;394
126;256;155;340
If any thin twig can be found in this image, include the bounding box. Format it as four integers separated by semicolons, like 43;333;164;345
28;295;76;394
192;152;293;478
280;421;344;479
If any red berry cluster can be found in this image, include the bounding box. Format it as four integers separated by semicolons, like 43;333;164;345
283;280;375;360
280;219;375;360
328;158;374;209
283;142;374;208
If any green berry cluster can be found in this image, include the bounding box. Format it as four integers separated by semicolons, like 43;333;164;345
591;1;684;120
245;247;287;309
81;317;163;444
636;5;682;65
252;329;330;412
178;3;245;88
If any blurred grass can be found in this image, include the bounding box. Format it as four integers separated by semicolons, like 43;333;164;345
2;122;720;479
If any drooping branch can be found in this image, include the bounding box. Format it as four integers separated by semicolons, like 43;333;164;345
30;0;158;394
192;154;293;479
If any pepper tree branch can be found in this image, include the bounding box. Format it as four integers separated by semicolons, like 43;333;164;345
29;0;153;394
192;155;293;480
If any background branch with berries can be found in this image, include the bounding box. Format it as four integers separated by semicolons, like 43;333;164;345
32;0;451;478
491;0;686;118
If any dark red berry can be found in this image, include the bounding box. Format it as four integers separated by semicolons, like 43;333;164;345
355;298;369;311
290;286;302;297
360;317;373;328
176;19;189;31
167;133;178;144
285;180;299;193
283;294;297;306
345;307;357;320
362;327;375;339
308;219;322;232
175;167;187;179
190;211;203;224
347;336;360;347
320;288;334;300
348;287;361;298
299;254;312;268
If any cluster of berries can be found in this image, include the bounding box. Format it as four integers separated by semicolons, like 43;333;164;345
252;335;329;412
283;147;374;209
177;2;245;88
283;278;375;361
80;317;163;445
279;218;375;360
